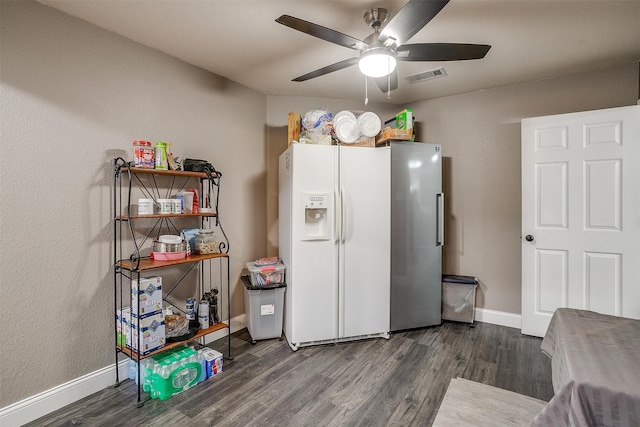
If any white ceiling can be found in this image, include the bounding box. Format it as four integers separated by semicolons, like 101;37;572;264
38;0;640;105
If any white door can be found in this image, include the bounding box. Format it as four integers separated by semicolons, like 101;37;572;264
521;105;640;337
340;145;390;338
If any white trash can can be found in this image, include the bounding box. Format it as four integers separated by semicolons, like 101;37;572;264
242;275;286;344
442;275;478;324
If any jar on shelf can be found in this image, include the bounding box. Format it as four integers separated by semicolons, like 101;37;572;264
132;140;155;169
194;229;219;254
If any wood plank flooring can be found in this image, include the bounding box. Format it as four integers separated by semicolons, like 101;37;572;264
25;322;554;427
432;378;547;426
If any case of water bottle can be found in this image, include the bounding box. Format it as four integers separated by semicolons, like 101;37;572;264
142;345;204;400
140;344;224;400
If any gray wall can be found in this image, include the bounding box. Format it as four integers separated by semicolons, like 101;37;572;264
0;1;267;407
409;63;639;314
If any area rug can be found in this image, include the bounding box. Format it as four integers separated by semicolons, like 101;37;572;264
432;378;547;426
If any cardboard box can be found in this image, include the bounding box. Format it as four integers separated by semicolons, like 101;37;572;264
375;127;414;145
130;312;165;355
131;276;163;315
116;306;130;347
339;136;375;147
288;112;301;146
201;348;224;379
298;133;332;145
396;109;413;130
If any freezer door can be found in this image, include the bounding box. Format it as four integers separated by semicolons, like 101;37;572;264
340;145;391;338
283;144;339;344
390;142;442;331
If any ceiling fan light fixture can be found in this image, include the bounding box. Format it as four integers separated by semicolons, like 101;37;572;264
358;48;397;78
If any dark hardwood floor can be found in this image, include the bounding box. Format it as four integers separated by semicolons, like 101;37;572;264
26;321;553;427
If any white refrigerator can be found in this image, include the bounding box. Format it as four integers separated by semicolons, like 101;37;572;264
279;143;390;350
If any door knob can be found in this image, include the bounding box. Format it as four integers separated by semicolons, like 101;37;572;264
525;234;534;242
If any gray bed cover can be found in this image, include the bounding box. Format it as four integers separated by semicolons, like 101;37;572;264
531;308;640;427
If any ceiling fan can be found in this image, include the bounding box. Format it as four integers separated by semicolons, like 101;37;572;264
276;0;491;94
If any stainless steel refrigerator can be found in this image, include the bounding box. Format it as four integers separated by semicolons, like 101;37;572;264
390;141;444;331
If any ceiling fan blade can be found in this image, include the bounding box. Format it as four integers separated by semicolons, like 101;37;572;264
397;43;491;61
276;15;368;50
379;0;449;48
374;70;398;93
292;57;360;82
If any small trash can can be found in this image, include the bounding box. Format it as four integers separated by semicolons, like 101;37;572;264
241;275;286;344
442;275;478;324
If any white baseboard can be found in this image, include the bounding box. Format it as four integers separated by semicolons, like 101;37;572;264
475;307;522;329
0;315;246;427
0;359;130;427
0;310;518;426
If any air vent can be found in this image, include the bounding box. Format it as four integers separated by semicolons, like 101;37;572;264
404;67;447;84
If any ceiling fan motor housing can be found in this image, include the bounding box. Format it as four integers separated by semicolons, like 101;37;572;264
363;8;390;30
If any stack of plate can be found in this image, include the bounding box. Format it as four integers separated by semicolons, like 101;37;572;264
357;111;382;138
334;110;382;143
334;110;359;143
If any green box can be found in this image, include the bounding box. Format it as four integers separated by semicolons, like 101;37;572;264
396;109;413;130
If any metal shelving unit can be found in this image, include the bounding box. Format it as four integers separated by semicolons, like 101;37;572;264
112;158;231;406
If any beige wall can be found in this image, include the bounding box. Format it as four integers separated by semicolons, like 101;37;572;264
409;63;639;314
0;1;266;407
264;64;638;316
2;0;638;414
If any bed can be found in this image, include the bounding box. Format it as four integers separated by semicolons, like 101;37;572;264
531;308;640;426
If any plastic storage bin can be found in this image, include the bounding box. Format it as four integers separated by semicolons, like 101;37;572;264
442;275;478;324
242;275;286;344
246;261;286;287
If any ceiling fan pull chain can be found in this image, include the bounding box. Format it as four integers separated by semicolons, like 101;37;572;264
387;67;391;99
364;75;369;105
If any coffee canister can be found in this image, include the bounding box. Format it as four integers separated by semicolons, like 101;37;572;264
172;199;182;214
138;198;154;215
185;298;196;321
157;199;173;214
155;142;168;170
198;299;210;329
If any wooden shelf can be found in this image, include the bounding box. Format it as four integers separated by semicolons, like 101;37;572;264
119;166;219;179
117;253;228;271
116;212;217;220
118;322;229;360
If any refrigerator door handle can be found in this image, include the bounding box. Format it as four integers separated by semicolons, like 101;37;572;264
437;192;445;246
335;187;340;243
341;186;347;243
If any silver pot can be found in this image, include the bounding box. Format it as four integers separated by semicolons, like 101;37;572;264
152;240;187;253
